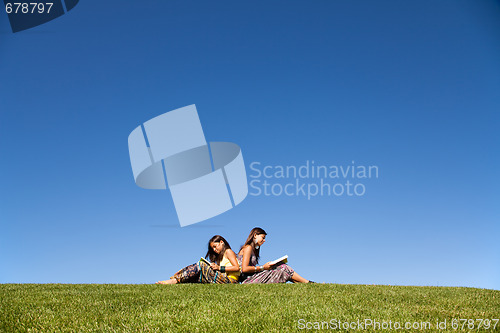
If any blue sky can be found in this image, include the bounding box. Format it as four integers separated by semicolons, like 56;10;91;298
1;0;499;289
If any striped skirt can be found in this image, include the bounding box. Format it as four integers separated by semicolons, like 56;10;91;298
241;264;295;284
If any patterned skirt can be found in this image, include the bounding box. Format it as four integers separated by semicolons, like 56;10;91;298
170;261;238;284
241;264;295;284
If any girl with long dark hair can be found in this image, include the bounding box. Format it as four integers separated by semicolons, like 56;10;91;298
156;235;240;284
237;227;312;283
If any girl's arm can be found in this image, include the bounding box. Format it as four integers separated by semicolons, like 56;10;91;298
240;245;272;273
210;249;240;272
222;249;239;272
240;245;254;273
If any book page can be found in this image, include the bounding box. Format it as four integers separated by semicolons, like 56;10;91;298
269;255;288;266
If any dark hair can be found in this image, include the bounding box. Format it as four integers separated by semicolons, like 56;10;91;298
205;235;231;264
240;227;267;262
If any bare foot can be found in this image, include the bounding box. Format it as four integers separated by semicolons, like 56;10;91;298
156;279;177;285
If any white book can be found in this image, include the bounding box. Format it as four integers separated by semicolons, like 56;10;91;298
269;255;288;266
199;257;211;265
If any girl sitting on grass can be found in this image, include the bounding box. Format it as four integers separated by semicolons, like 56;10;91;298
238;227;313;284
156;235;240;284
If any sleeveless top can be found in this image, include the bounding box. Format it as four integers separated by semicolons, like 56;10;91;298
236;252;258;281
220;253;240;282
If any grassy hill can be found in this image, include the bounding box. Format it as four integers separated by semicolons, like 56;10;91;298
1;284;499;332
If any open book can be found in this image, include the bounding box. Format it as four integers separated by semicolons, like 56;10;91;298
269;255;288;266
199;257;211;265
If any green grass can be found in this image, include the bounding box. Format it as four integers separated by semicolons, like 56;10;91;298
1;284;499;332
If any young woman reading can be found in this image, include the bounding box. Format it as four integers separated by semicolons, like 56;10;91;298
156;235;240;284
238;227;313;284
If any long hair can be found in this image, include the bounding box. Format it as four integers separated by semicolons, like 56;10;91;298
240;227;267;263
205;235;231;264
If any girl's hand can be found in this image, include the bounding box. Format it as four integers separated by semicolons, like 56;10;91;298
263;262;272;270
210;263;220;271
